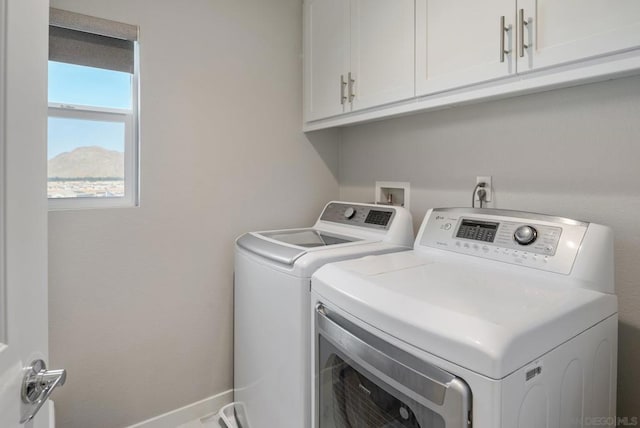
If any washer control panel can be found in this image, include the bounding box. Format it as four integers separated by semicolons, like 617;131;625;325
320;202;396;230
420;208;589;274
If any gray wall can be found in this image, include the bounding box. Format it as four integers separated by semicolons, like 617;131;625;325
337;75;640;416
47;1;339;427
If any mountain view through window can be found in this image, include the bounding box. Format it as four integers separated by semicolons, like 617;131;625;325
48;61;132;199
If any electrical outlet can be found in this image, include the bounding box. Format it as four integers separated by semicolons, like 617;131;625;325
476;176;492;202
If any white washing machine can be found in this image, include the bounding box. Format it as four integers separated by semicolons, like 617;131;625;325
224;201;414;428
312;207;617;428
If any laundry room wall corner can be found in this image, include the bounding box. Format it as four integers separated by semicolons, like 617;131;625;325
304;127;341;183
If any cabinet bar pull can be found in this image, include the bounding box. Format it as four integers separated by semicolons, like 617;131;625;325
340;75;347;105
500;16;510;63
519;9;529;57
348;72;355;103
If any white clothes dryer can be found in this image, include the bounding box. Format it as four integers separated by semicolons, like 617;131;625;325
312;208;617;428
224;201;414;428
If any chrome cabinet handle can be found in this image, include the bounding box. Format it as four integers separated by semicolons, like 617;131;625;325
20;359;67;424
348;71;355;103
340;74;347;105
500;16;511;63
519;9;529;57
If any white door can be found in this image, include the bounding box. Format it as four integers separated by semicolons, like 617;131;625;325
304;0;350;121
416;0;514;96
350;0;414;111
0;0;59;427
518;0;640;72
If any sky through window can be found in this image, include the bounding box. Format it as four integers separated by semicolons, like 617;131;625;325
48;61;132;160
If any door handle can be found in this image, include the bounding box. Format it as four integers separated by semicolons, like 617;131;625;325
20;359;67;424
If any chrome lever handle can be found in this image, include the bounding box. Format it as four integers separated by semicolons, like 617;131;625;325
20;359;67;424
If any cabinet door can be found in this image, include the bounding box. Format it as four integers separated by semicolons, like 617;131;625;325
304;0;350;121
519;0;640;71
349;0;415;111
416;0;514;97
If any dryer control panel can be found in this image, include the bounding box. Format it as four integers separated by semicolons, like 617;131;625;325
419;208;589;274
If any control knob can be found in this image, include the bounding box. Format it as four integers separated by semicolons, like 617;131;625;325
344;207;356;219
514;225;537;245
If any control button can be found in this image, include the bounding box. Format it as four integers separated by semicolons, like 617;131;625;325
455;241;461;247
473;244;479;250
544;245;554;254
482;246;489;253
443;223;452;230
514;225;538;245
463;243;470;249
344;207;356;219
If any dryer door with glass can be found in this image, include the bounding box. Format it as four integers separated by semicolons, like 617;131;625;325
315;305;472;428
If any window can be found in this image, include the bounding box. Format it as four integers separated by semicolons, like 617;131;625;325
48;9;139;209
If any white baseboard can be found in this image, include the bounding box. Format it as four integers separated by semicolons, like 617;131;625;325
49;400;55;428
126;390;233;428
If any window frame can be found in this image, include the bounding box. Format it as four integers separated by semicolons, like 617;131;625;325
47;44;140;210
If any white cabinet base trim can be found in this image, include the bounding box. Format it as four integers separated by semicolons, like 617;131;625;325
304;49;640;131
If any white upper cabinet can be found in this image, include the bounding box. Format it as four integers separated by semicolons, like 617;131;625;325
416;0;640;96
518;0;640;72
416;0;515;96
304;0;640;130
350;0;415;111
304;0;350;121
304;0;415;122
